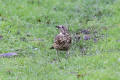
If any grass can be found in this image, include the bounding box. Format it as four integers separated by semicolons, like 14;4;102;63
0;0;120;80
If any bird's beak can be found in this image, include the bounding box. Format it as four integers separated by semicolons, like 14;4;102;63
56;26;60;29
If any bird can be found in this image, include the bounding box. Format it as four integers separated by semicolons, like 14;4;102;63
50;25;72;58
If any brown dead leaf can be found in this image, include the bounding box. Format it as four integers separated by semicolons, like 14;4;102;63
77;74;85;78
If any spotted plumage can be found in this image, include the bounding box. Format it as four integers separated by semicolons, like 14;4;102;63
50;25;72;58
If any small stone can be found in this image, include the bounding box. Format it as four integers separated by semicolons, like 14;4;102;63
0;53;18;57
81;30;90;34
0;35;3;40
94;38;98;42
83;35;91;40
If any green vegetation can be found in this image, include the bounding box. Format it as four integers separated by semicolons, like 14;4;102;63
0;0;120;80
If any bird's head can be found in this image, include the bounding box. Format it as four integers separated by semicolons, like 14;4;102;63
56;25;68;34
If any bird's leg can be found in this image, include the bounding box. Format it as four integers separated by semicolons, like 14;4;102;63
56;50;61;61
56;50;58;56
66;50;69;59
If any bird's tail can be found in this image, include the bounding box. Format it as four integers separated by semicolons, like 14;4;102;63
50;46;54;49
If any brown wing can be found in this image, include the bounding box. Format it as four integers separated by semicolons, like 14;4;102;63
53;33;71;51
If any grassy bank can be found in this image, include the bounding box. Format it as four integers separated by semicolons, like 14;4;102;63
0;0;120;80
